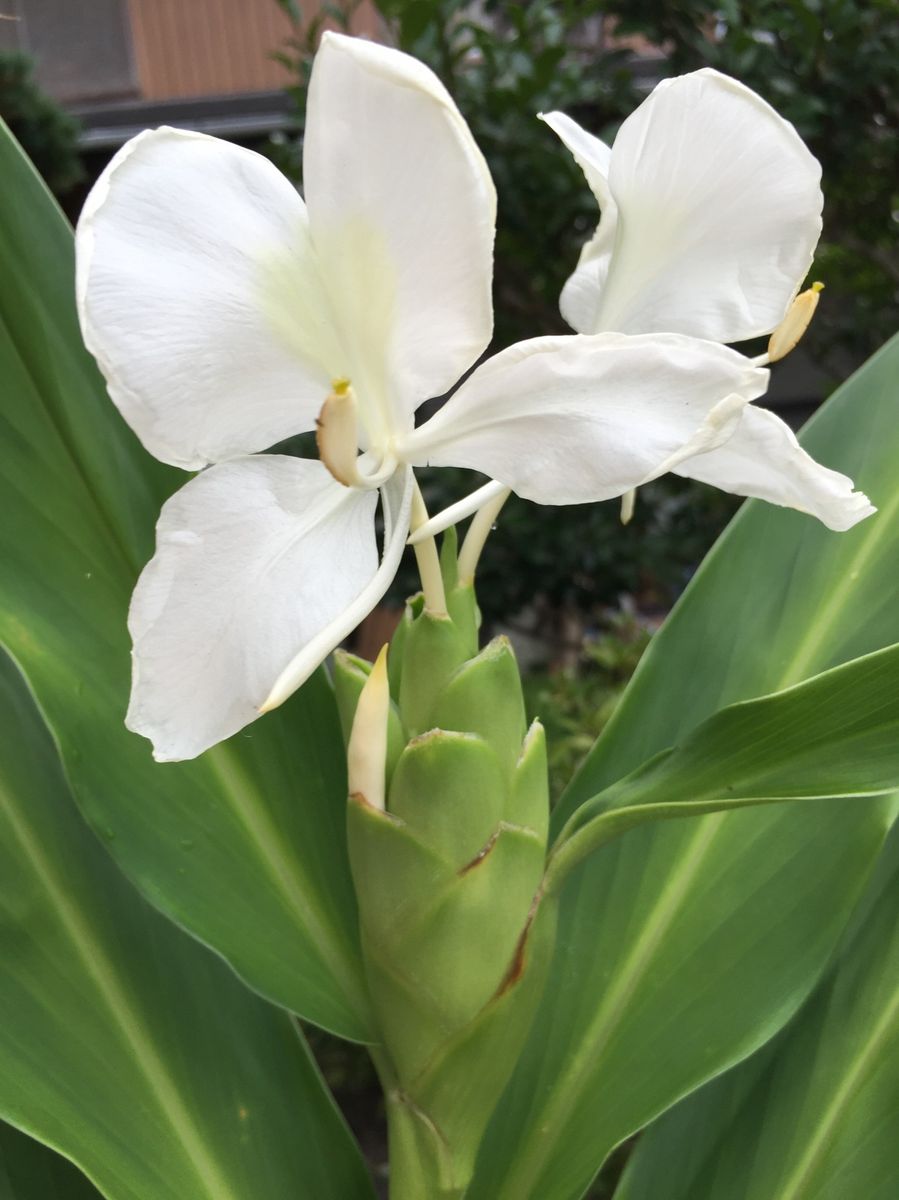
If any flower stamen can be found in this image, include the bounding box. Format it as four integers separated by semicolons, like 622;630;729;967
317;380;396;489
767;281;824;363
317;379;363;487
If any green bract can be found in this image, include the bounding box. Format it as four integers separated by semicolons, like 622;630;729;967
346;578;553;1197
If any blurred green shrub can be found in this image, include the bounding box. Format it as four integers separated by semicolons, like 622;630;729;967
0;52;83;196
400;468;739;634
523;612;652;803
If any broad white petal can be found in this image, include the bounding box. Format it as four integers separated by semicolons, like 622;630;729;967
552;70;823;341
674;406;875;530
76;128;340;470
303;33;496;437
262;464;414;710
126;456;412;761
404;334;769;505
540;112;618;336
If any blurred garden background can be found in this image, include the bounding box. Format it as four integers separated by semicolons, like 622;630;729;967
2;0;896;1192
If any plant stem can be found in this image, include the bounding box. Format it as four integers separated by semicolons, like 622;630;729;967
371;1048;466;1200
384;1088;466;1200
410;478;448;616
458;485;511;585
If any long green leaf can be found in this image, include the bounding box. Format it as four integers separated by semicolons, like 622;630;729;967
0;121;370;1037
615;826;899;1200
546;643;899;886
0;650;374;1200
1;1122;101;1200
469;337;899;1200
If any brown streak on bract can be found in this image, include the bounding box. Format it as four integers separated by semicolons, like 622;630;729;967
495;887;544;998
458;827;500;875
349;791;404;825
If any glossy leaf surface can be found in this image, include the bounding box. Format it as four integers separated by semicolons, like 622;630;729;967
470;336;899;1199
0;651;374;1200
616;827;899;1200
0;119;370;1038
547;643;899;885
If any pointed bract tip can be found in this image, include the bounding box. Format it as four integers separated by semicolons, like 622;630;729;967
347;644;390;811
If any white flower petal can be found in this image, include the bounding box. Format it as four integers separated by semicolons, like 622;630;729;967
548;71;823;341
126;456;412;761
262;464;414;712
76;128;339;470
404;334;769;505
539;111;617;336
303;33;496;436
674;405;876;530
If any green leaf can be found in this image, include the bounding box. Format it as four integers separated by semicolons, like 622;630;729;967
0;651;375;1200
546;643;899;888
615;827;899;1200
1;1122;101;1200
469;338;899;1200
0;121;370;1038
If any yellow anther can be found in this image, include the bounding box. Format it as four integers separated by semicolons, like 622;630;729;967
767;282;824;363
347;646;390;811
316;381;361;487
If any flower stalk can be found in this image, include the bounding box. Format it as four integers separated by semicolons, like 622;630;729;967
344;541;555;1198
410;479;449;616
457;485;511;586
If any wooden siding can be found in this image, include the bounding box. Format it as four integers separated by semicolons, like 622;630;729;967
1;0;137;103
127;0;380;100
127;0;296;99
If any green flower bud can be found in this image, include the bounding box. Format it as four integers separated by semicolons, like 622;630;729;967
440;525;480;656
431;636;527;779
398;610;471;736
511;719;551;843
345;586;555;1196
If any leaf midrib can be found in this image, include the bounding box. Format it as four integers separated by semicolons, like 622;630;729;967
2;303;369;1034
777;484;899;687
0;777;243;1200
206;744;369;1032
496;815;725;1197
516;494;899;1196
775;979;899;1200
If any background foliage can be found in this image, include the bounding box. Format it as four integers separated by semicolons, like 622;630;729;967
271;0;898;634
0;51;83;196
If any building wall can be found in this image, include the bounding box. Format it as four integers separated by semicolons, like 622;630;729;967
0;0;136;103
1;0;379;106
126;0;294;100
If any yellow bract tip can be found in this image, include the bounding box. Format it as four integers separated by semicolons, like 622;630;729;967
347;645;390;811
371;644;389;682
